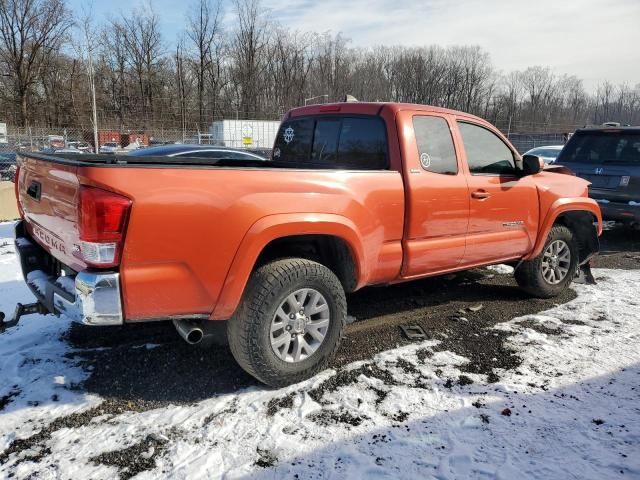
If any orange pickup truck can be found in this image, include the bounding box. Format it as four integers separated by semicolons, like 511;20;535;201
9;102;602;386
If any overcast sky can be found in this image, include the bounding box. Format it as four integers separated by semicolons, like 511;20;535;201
71;0;639;91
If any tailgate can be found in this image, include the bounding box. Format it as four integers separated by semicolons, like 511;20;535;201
567;163;640;203
17;154;87;271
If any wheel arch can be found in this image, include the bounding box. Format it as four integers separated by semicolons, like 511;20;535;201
525;198;602;262
211;213;366;320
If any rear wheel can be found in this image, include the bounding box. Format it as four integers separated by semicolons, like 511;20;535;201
515;225;578;298
227;258;346;387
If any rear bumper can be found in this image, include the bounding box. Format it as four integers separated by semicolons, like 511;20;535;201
14;221;123;326
595;200;640;223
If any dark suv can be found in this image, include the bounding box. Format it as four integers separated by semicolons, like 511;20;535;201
556;127;640;225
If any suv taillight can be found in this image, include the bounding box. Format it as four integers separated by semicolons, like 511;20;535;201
79;186;131;267
14;165;24;218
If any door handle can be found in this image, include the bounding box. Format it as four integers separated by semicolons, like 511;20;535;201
471;190;490;199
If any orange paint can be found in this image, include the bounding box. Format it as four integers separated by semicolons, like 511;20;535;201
18;102;602;322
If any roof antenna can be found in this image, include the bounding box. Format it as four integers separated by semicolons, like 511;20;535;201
343;94;358;103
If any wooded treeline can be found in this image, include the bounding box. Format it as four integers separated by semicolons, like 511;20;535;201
0;0;638;133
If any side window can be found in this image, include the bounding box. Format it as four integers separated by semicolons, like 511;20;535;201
337;117;388;169
458;122;517;175
413;116;458;174
273;118;314;164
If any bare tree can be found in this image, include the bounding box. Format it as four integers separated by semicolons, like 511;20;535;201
230;0;268;117
117;7;164;127
0;2;637;134
187;0;222;127
0;0;73;125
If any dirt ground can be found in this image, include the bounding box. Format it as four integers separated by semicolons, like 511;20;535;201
0;182;18;222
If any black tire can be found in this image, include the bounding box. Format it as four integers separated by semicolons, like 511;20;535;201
515;225;578;298
227;258;347;387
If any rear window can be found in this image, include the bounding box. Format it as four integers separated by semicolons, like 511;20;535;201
273;115;388;169
558;131;640;165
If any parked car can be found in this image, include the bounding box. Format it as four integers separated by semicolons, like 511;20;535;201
126;144;268;161
555;126;640;225
523;145;564;164
39;147;85;155
11;102;602;387
0;152;16;181
67;141;93;153
99;142;120;154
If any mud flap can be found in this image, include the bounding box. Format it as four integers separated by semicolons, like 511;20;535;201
574;262;596;285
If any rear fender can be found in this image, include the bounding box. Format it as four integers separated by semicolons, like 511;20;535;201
210;213;366;320
525;198;602;261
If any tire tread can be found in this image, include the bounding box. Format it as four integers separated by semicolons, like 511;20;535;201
227;258;346;387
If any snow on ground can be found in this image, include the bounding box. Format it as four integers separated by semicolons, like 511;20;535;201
0;221;639;479
485;264;515;275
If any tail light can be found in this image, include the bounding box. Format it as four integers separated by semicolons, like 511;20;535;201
79;186;131;267
14;165;24;218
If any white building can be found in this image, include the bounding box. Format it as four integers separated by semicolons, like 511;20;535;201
208;120;280;149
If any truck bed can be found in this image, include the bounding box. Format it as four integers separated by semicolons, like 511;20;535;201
20;151;271;168
16;150;405;321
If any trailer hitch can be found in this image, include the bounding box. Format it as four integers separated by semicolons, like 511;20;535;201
0;302;48;332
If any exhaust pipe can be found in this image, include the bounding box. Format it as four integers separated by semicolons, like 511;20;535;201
173;319;204;345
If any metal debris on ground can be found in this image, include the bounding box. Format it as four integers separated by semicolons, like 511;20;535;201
399;325;427;340
449;316;469;323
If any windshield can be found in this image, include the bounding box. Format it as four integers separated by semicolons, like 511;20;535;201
557;131;640;165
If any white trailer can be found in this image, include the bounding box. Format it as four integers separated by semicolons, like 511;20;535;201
208;119;280;149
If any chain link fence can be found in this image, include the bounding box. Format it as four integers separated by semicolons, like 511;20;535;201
1;119;572;157
504;133;568;154
2;119;283;153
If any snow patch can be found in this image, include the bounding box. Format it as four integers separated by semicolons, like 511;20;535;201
26;270;50;296
485;264;514;274
55;275;76;296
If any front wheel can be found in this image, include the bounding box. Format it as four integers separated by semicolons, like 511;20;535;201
515;225;578;298
227;258;346;387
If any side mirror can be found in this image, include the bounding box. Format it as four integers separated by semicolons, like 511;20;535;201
522;154;544;175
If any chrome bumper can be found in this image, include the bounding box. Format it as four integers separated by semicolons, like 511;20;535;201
53;272;123;326
14;221;124;326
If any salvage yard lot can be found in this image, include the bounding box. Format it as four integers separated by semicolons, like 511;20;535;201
0;221;639;479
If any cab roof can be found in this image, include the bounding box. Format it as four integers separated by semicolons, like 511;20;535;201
574;126;640;133
288;102;487;124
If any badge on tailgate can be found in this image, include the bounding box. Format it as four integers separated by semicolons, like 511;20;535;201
32;225;67;255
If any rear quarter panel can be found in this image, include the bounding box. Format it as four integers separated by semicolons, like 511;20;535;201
79;166;405;321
